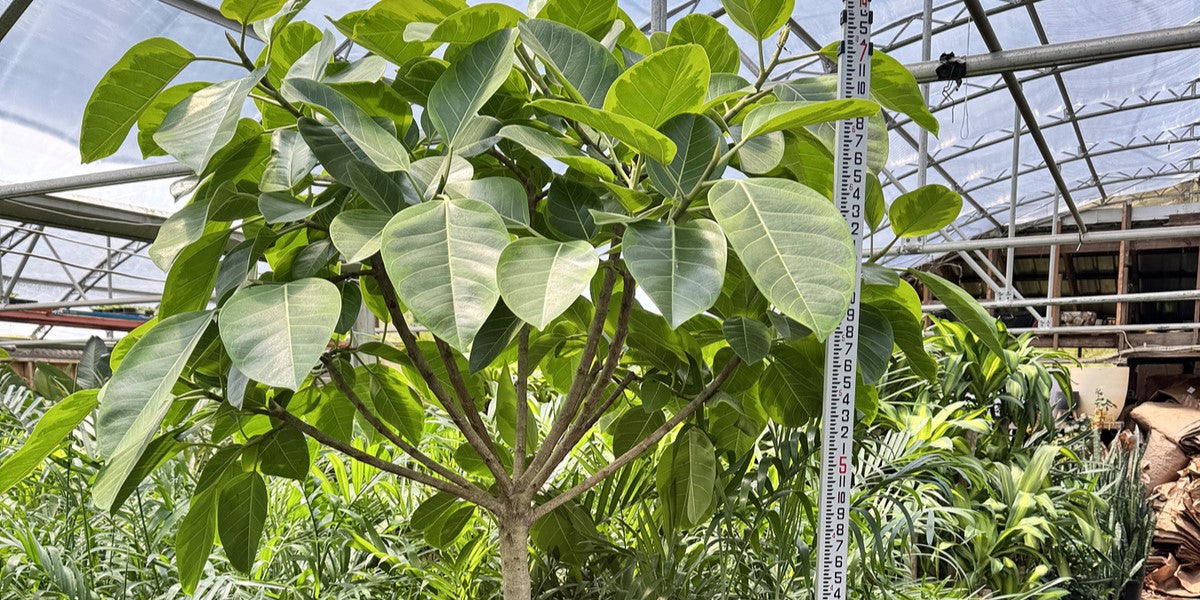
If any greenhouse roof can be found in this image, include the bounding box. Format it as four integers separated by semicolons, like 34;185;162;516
1;0;1198;340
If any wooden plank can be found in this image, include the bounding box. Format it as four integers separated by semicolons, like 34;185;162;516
1115;203;1133;335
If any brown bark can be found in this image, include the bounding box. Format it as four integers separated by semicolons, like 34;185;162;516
497;513;532;600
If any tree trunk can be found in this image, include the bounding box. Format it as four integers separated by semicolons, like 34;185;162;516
498;516;532;600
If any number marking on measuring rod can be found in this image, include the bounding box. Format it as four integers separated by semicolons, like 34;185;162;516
817;1;872;599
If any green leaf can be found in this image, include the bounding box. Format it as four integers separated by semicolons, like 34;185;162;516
721;0;794;40
218;471;268;574
624;219;726;329
907;269;1006;357
656;428;716;529
150;204;209;271
709;393;765;455
296;117;368;183
330;209;390;263
220;0;287;24
741;99;880;140
428;28;516;145
646;113;723;199
258;428;312;480
668;14;739;73
497;238;599;330
545;178;601;240
866;172;885;231
611;407;664;457
518;19;620;108
260;129;317;192
80;38;195;162
708;178;856;340
76;336;112;389
858;304;895;385
353;364;425;445
722;317;770;364
154;66;266;173
603;44;709;127
444;177;529;229
888;184;962;238
760;340;823;426
864;284;937;383
381;199;509;353
137;82;209;158
777;129;834;198
818;45;939;136
0;390;98;496
347;161;416;213
418;3;523;44
257;192;332;224
468;302;522;373
220;279;342;389
530;99;676;163
537;0;618;39
93;311;214;511
176;485;217;594
497;124;611;179
737;131;784;174
281;78;410;172
160;231;229;318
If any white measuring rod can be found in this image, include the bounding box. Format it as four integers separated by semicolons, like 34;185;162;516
816;0;873;598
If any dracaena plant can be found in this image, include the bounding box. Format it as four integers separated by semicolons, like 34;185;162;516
63;0;950;598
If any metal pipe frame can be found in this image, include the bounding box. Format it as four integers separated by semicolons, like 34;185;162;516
0;0;34;46
961;0;1088;234
1009;322;1200;335
906;23;1200;84
886;223;1200;255
925;289;1200;311
155;0;261;41
0;295;162;313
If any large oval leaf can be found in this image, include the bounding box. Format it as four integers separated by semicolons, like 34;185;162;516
218;471;268;574
611;408;665;457
281;78;410;172
721;0;794;40
219;279;342;390
330;209;390;262
722;316;770;364
537;0;618;39
656;428;716;529
94;311;214;510
759;340;823;426
624;219;727;329
352;364;425;445
858;304;896;385
888;184;962;238
668;14;739;73
646;113;724;199
518;19;620;108
603;44;710;128
741;99;880;140
708;178;855;340
497;238;599;330
220;0;287;24
80;38;194;162
154;66;266;173
530;99;676;163
428;28;516;145
381;198;509;352
260;129;317;192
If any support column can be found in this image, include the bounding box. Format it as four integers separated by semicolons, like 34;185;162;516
1115;202;1133;349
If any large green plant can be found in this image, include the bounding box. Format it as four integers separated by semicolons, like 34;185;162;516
12;1;952;598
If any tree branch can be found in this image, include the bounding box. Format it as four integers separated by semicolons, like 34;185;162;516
522;258;620;483
366;255;514;494
513;326;531;479
530;357;741;522
266;400;500;511
530;270;636;488
320;356;486;497
434;338;505;469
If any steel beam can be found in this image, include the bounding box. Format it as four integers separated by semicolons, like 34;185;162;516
889;224;1200;255
0;0;34;46
155;0;260;40
0;163;193;200
906;23;1200;83
925;289;1200;311
962;0;1088;234
1009;322;1200;335
0;296;162;313
0;194;169;242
